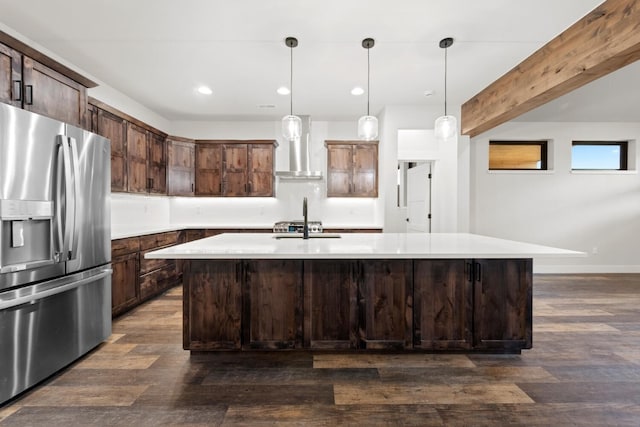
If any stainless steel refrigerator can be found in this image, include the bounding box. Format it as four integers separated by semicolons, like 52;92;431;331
0;103;112;404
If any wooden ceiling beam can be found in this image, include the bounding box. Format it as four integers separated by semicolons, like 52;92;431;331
461;0;640;137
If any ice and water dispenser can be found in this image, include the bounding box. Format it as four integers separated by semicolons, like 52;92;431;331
0;199;54;273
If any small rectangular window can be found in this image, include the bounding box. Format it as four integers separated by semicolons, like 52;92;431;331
572;141;628;170
489;141;548;170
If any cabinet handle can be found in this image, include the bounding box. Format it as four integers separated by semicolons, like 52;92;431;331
219;183;222;194
24;85;33;105
244;184;247;193
474;262;482;282
465;261;472;282
12;80;22;101
191;182;194;192
248;182;252;193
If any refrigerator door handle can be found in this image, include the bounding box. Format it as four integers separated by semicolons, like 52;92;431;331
68;136;81;260
0;268;112;311
55;135;73;262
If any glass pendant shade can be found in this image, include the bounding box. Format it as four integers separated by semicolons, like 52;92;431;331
358;115;378;141
282;114;302;140
434;114;457;140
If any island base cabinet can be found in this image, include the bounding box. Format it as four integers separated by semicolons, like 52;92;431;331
358;260;413;350
414;260;473;350
303;260;358;349
184;260;242;350
182;258;532;353
473;259;532;351
243;260;303;350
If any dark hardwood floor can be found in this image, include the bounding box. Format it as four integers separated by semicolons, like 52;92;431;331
2;274;640;426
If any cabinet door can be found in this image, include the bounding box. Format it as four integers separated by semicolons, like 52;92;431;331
358;260;413;349
327;144;352;197
184;260;242;350
223;144;248;196
195;144;222;196
148;132;167;194
0;43;22;107
473;259;532;351
126;123;148;193
243;260;303;349
112;252;139;316
414;260;473;350
22;57;87;127
247;144;274;196
96;108;127;192
303;260;358;349
167;140;195;196
352;144;378;197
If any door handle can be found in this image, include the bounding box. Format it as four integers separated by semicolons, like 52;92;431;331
55;135;73;262
12;80;22;101
474;262;482;282
24;85;33;105
68;137;81;260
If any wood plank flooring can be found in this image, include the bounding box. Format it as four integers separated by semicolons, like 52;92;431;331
2;274;640;426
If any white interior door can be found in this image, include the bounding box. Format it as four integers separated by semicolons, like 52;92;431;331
406;163;431;233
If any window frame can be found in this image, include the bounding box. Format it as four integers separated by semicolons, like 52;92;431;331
571;141;628;171
488;140;549;171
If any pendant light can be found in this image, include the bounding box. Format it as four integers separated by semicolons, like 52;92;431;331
282;37;301;141
434;37;457;140
358;38;378;141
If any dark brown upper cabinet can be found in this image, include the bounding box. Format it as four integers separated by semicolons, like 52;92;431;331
326;140;378;197
167;137;196;196
89;98;168;195
148;131;167;194
195;142;223;196
95;108;127;192
195;140;276;197
0;35;95;128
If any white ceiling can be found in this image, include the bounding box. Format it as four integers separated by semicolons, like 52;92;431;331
3;0;631;124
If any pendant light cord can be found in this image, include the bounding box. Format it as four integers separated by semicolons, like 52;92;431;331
290;45;293;116
444;46;448;116
367;46;370;116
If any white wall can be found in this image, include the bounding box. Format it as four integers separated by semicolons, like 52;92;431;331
471;121;640;273
379;105;469;232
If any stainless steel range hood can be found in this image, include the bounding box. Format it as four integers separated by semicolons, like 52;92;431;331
276;115;323;180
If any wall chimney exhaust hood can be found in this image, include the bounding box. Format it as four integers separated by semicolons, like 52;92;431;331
276;115;323;180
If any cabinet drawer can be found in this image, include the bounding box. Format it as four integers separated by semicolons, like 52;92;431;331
139;262;178;300
139;247;172;275
139;231;178;251
112;237;140;257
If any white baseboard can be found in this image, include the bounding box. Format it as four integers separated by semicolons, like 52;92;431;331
534;264;640;274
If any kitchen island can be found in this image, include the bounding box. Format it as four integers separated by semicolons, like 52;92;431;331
146;233;583;353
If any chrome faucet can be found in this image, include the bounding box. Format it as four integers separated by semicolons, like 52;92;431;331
302;197;309;239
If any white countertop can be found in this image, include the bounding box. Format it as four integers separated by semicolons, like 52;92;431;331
144;233;585;260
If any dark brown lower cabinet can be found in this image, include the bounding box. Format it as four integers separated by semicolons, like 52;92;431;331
184;260;242;350
414;260;473;350
473;259;532;351
111;252;139;316
243;260;303;349
358;260;413;350
182;258;532;353
303;260;358;349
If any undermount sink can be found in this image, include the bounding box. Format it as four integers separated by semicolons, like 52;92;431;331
273;233;341;239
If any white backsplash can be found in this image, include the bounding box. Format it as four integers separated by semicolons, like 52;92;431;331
111;193;171;228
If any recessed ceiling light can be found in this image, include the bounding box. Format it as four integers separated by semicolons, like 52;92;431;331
277;86;290;95
351;86;364;96
424;89;434;97
197;86;212;95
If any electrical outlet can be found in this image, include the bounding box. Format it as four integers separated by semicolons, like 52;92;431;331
592;246;598;254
